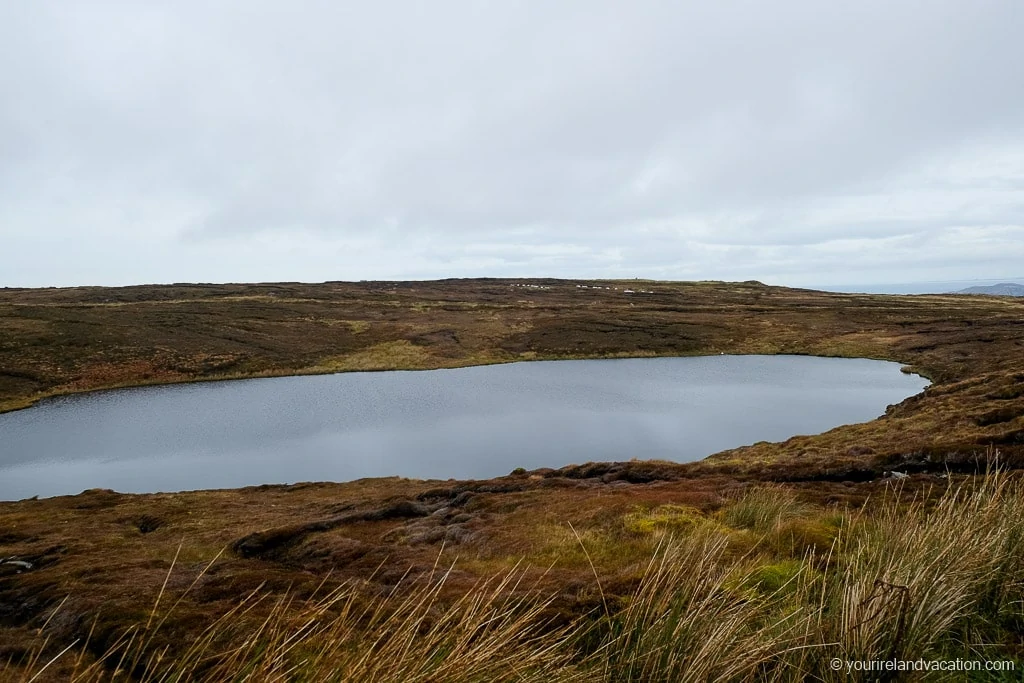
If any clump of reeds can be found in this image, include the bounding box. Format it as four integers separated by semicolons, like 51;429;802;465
583;532;806;682
582;471;1024;681
720;484;811;533
12;558;578;682
810;472;1024;676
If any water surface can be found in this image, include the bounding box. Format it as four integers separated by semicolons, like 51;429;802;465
0;356;928;500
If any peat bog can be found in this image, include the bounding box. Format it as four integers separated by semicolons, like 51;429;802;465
1;278;1023;678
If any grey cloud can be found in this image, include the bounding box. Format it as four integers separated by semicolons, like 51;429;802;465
1;1;1023;287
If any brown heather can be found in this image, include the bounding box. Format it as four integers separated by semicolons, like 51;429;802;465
2;278;1024;679
5;472;1024;681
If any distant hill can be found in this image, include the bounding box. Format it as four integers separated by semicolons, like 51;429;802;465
957;283;1024;296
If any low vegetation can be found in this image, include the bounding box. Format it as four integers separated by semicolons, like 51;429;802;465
2;278;1024;679
5;472;1023;681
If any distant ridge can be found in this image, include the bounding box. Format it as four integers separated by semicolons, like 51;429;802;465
957;283;1024;296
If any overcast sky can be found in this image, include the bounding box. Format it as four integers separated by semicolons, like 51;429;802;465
2;1;1022;289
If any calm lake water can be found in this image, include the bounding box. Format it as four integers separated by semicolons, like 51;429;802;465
0;356;928;500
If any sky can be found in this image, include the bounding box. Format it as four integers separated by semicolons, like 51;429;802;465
2;1;1023;289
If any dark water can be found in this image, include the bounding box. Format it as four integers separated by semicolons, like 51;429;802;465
0;356;928;500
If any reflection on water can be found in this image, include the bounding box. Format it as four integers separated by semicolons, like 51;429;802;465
0;355;928;499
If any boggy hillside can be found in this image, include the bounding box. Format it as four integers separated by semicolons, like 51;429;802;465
1;279;1023;679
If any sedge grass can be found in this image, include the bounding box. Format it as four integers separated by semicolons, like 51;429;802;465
9;472;1024;682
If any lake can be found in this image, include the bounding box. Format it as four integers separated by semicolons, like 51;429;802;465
0;355;929;500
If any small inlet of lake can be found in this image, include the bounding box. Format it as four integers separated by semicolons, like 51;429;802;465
0;356;929;500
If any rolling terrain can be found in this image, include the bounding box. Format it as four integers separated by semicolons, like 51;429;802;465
2;279;1023;679
958;282;1024;296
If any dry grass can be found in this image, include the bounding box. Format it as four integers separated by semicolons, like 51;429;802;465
820;473;1024;670
8;472;1024;681
585;533;796;682
315;340;439;372
9;560;578;682
3;278;1024;679
720;485;811;533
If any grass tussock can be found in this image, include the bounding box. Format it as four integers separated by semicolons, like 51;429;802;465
588;533;798;682
8;473;1024;681
720;484;811;533
9;561;577;683
824;474;1024;669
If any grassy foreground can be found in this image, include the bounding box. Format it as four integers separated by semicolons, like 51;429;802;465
2;278;1024;679
5;471;1022;681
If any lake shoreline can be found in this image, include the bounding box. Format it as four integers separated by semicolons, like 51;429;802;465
1;279;1018;479
1;355;927;500
0;348;928;416
2;279;1022;676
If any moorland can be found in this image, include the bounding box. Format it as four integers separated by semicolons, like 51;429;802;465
1;279;1023;680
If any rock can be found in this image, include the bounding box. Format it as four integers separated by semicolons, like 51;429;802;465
0;557;33;571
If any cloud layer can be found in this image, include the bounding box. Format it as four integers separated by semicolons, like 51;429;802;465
2;1;1022;287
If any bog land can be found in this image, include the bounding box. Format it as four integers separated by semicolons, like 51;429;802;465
1;279;1023;680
